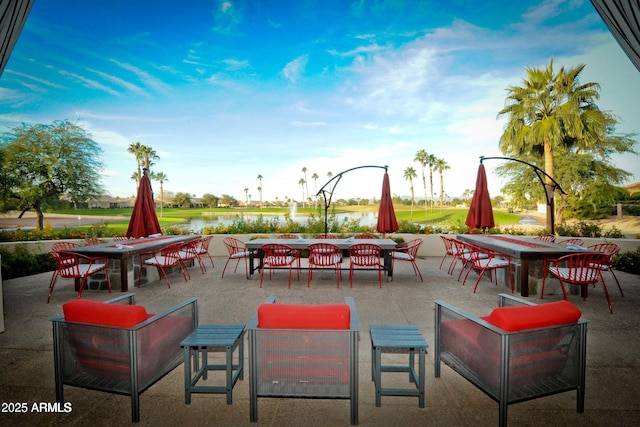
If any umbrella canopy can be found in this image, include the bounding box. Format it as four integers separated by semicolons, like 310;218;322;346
126;174;162;238
465;164;495;230
376;172;399;234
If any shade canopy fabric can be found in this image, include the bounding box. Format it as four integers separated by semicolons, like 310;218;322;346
590;0;640;72
0;0;34;77
465;164;495;230
126;174;162;238
376;172;398;234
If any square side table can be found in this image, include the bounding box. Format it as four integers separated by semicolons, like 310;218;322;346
181;324;245;404
370;324;428;407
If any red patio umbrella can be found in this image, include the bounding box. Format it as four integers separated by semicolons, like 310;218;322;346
465;164;495;231
376;172;399;234
126;173;162;238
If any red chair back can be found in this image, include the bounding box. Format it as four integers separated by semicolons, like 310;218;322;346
308;243;342;267
348;243;381;267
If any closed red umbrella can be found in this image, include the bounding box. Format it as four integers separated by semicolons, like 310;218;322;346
465;164;495;231
376;172;399;234
126;173;162;238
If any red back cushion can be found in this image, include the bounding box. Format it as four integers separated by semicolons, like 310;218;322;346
258;303;350;329
483;301;581;332
63;299;149;327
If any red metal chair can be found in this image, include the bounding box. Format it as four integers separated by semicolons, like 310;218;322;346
449;239;484;280
461;245;514;294
84;237;107;246
391;238;424;282
541;252;613;313
438;236;459;273
353;233;377;239
535;234;556;243
178;239;205;276
194;235;215;271
315;233;339;239
221;237;250;278
47;251;111;303
259;243;301;288
138;242;189;288
556;238;585;247
307;242;343;287
51;241;80;252
112;236;130;242
278;234;301;239
588;243;623;297
348;243;382;287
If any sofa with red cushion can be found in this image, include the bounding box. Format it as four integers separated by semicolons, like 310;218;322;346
52;293;197;423
435;294;588;427
247;296;360;425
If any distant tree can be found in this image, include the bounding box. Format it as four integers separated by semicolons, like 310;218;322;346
140;145;159;171
152;171;168;217
201;193;218;207
434;158;450;212
403;166;418;220
312;172;319;206
173;192;192;207
257;174;263;208
0;120;104;229
220;194;237;207
414;149;429;211
244;188;249;206
298;178;306;206
302;167;309;204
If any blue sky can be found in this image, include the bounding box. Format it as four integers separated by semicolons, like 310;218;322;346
1;0;639;203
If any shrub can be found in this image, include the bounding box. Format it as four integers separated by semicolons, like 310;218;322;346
0;244;56;280
612;247;640;275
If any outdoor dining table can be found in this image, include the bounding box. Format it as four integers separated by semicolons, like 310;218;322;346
457;234;596;297
245;238;398;282
66;234;200;292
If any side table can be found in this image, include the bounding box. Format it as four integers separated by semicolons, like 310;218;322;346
370;324;428;407
181;324;245;404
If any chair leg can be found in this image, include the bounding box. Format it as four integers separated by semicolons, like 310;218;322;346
47;272;60;303
608;268;624;297
411;260;424;282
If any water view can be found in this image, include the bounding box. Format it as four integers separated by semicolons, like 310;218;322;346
177;211;379;231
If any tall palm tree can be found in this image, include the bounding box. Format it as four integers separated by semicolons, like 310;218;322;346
433;158;450;213
312;172;319;206
127;141;144;185
257;174;263;208
298;178;306;206
301;167;309;204
154;171;168;218
498;58;605;230
140;145;159;172
427;154;437;212
414;149;429;212
244;188;249;206
403;166;418;220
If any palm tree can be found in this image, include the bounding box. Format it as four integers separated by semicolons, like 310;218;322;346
140;145;159;172
244;188;249;206
127;141;144;185
414;149;429;211
498;59;606;230
257;174;263;208
403;166;418;220
301;167;309;205
433;158;450;212
298;178;306;206
427;154;437;212
154;171;168;218
312;172;319;206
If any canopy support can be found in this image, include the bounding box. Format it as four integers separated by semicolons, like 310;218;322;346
479;156;567;234
315;165;388;236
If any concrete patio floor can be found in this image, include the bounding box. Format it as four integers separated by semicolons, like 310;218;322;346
1;255;638;426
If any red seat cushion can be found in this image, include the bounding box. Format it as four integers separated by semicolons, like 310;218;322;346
63;299;150;327
483;301;581;332
258;303;350;329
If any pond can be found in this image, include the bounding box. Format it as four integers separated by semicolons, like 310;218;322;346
176;211;379;231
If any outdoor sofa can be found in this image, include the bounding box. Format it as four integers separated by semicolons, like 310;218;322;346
51;293;198;422
435;294;587;427
247;296;360;425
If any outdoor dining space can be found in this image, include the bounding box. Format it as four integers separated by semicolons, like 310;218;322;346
1;248;638;426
